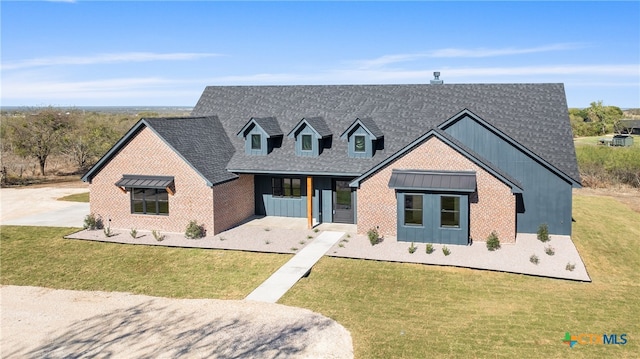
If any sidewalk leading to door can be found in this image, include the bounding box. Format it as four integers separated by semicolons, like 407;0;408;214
245;231;345;303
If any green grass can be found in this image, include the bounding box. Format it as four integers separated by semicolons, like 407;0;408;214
279;194;640;358
57;192;90;202
574;135;640;148
1;194;639;357
0;226;290;299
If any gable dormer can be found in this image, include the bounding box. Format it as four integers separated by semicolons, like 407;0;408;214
236;117;283;155
287;117;332;157
340;118;384;158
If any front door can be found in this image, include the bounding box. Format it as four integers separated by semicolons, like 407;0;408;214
333;180;354;224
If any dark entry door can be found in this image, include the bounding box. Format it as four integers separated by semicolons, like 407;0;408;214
333;180;354;224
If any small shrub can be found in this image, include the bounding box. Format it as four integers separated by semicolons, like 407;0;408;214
152;230;165;241
341;238;349;243
530;254;540;265
346;234;351;238
566;262;576;271
264;239;270;245
103;226;113;237
219;236;226;241
486;231;501;251
185;220;206;239
442;245;451;256
307;235;313;239
290;247;298;252
537;223;550;242
338;243;345;248
426;243;435;254
299;240;306;245
83;213;103;230
129;228;137;239
408;242;417;254
544;245;555;256
264;228;271;232
313;228;319;233
368;227;381;245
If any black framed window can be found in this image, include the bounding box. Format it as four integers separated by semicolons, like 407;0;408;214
131;188;169;215
272;177;301;198
251;134;262;150
301;134;312;151
354;135;366;152
441;196;460;228
404;194;423;226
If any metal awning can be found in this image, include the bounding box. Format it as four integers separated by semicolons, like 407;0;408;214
388;170;476;192
115;175;174;189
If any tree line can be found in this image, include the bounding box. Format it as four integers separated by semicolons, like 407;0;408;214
0;107;186;184
569;100;627;137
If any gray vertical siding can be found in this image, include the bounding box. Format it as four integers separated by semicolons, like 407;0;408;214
347;126;373;158
255;175;353;224
254;175;307;218
244;126;268;156
295;126;320;157
443;115;573;235
397;192;469;244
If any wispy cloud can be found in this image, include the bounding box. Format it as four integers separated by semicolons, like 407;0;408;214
2;63;636;106
1;52;224;71
203;64;638;85
355;43;586;69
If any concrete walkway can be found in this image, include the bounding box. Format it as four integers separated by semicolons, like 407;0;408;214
245;231;345;303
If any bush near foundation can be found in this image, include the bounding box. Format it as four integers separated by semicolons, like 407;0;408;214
486;231;501;251
185;221;206;239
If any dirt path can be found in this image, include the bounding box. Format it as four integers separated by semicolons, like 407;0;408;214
1;286;353;359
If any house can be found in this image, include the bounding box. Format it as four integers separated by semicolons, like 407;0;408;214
82;81;581;245
620;119;640;135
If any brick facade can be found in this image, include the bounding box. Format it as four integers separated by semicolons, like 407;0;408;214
213;174;255;234
88;127;254;234
357;136;516;243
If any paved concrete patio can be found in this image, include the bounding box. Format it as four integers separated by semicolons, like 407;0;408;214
67;216;591;282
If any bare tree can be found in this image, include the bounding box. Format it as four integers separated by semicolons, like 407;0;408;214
10;107;73;176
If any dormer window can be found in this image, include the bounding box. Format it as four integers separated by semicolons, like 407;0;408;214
340;118;384;158
287;117;333;157
237;117;283;155
354;135;366;153
302;135;312;151
251;134;262;150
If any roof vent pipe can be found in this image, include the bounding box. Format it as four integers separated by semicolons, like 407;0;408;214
430;71;443;85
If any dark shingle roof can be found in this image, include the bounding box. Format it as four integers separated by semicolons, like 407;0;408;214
145;116;237;185
287;117;332;138
191;84;579;182
359;118;384;138
253;117;283;137
340;118;384;139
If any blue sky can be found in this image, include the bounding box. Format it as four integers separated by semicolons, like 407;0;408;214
1;1;639;108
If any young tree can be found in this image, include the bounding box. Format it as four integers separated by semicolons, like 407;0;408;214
10;107;73;176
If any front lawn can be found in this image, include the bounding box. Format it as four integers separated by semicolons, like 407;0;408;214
0;226;290;299
57;192;90;202
280;194;640;358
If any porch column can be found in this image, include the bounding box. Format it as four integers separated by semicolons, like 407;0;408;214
307;176;313;229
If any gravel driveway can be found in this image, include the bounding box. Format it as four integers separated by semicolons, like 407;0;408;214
1;286;353;359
